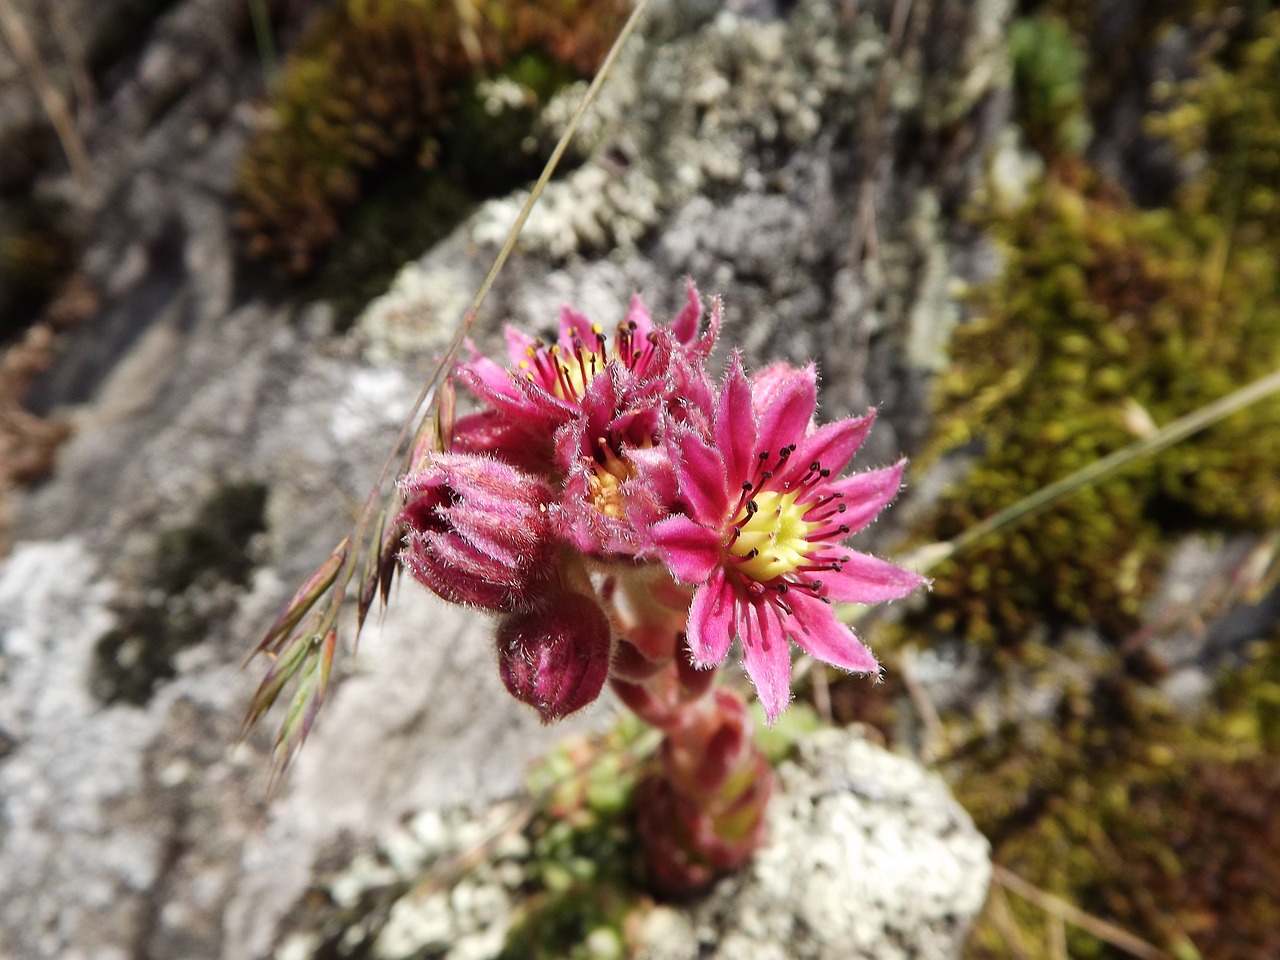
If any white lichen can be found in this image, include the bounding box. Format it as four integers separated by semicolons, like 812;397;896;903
469;0;887;260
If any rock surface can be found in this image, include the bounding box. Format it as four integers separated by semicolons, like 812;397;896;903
1;0;1011;956
635;727;991;960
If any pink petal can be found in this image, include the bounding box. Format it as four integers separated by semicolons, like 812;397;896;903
823;460;907;533
787;591;879;674
625;293;655;340
823;551;928;603
670;425;729;522
460;352;517;399
794;409;877;477
755;363;817;454
740;602;792;723
558;305;595;343
691;295;721;360
669;354;716;434
651;515;724;583
503;327;537;366
716;354;757;486
686;568;734;666
670;279;702;344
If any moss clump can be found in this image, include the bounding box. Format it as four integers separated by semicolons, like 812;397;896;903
926;3;1280;650
302;53;575;324
923;6;1280;647
924;161;1280;644
234;0;626;278
92;481;268;704
1152;9;1280;242
954;640;1280;960
1008;14;1091;155
915;10;1280;957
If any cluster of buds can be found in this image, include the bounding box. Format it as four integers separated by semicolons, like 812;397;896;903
397;282;924;888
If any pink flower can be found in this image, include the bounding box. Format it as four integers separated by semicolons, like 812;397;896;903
650;356;926;721
550;364;685;556
457;281;720;437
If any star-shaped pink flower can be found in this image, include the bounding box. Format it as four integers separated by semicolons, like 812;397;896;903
651;356;927;720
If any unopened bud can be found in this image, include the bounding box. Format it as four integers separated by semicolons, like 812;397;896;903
497;592;612;722
399;453;554;612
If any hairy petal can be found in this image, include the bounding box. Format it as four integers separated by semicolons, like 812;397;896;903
823;459;907;532
651;515;723;583
670;425;730;522
625;293;655;340
794;410;877;478
670;279;702;345
755;363;817;452
503;327;537;367
717;354;757;486
558;305;595;343
686;567;735;666
823;551;928;603
787;591;879;673
691;295;722;361
716;354;760;467
741;603;792;723
461;347;518;399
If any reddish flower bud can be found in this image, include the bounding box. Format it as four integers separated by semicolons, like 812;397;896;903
497;592;613;722
398;453;555;612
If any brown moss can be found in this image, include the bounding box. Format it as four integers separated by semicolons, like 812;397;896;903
955;639;1280;960
234;0;628;277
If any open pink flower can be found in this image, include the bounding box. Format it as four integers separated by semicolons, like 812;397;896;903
650;356;926;721
457;281;720;437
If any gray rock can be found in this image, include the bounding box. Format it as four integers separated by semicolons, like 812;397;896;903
634;727;991;960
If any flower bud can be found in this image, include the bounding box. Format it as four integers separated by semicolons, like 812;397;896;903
398;453;555;612
497;592;613;722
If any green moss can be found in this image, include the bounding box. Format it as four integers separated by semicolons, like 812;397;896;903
923;164;1280;645
1008;14;1091;155
92;481;268;705
304;52;577;327
923;18;1280;644
1152;10;1280;240
912;11;1280;957
500;724;650;960
234;0;627;278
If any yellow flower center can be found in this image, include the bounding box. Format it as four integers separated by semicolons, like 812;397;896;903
730;489;821;582
519;329;608;401
587;444;634;519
